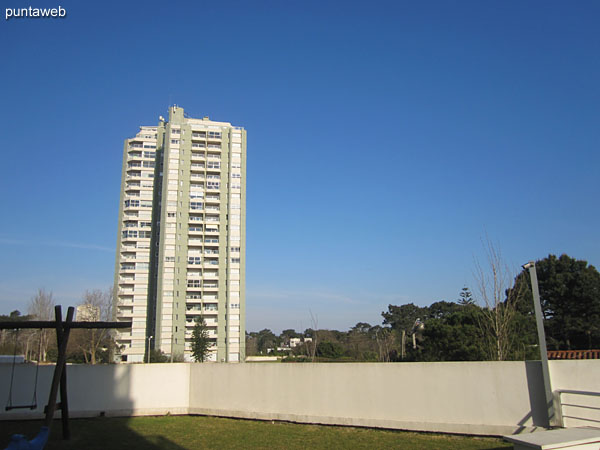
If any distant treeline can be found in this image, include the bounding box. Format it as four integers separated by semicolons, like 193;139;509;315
246;254;600;362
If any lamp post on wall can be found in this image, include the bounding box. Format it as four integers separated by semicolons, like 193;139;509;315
147;335;153;364
523;261;558;427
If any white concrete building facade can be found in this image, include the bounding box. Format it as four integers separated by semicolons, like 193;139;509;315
114;106;246;363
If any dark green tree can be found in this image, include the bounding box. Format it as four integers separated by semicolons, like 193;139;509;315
256;329;278;354
510;254;600;350
382;303;428;332
303;328;316;338
428;301;462;319
419;304;488;361
458;286;475;305
191;315;211;362
316;341;345;359
351;322;372;334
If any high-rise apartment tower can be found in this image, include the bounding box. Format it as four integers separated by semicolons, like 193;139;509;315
114;106;246;363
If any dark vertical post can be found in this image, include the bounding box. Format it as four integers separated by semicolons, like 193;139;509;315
44;306;74;431
55;308;72;439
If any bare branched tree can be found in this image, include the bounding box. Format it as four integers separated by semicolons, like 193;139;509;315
74;288;114;364
375;327;395;362
308;310;319;362
27;289;55;362
474;237;520;361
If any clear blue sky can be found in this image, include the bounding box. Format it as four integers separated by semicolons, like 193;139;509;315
0;0;598;333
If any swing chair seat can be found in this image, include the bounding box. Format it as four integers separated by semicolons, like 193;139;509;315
4;405;37;411
4;330;41;416
4;426;48;450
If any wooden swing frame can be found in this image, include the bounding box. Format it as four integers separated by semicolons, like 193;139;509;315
0;305;131;440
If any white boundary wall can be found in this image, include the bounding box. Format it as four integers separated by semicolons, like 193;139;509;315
1;361;598;436
0;364;190;420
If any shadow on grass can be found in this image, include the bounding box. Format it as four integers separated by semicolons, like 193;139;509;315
0;417;186;450
1;416;512;450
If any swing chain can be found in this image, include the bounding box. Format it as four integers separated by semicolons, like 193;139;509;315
5;328;41;411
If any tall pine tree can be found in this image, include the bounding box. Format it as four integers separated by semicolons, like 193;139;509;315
458;286;475;305
191;315;211;362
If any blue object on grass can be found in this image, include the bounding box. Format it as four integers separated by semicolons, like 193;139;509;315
4;426;49;450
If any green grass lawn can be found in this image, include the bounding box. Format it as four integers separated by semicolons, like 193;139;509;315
0;415;511;450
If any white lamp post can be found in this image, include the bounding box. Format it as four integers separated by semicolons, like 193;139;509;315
147;335;153;364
